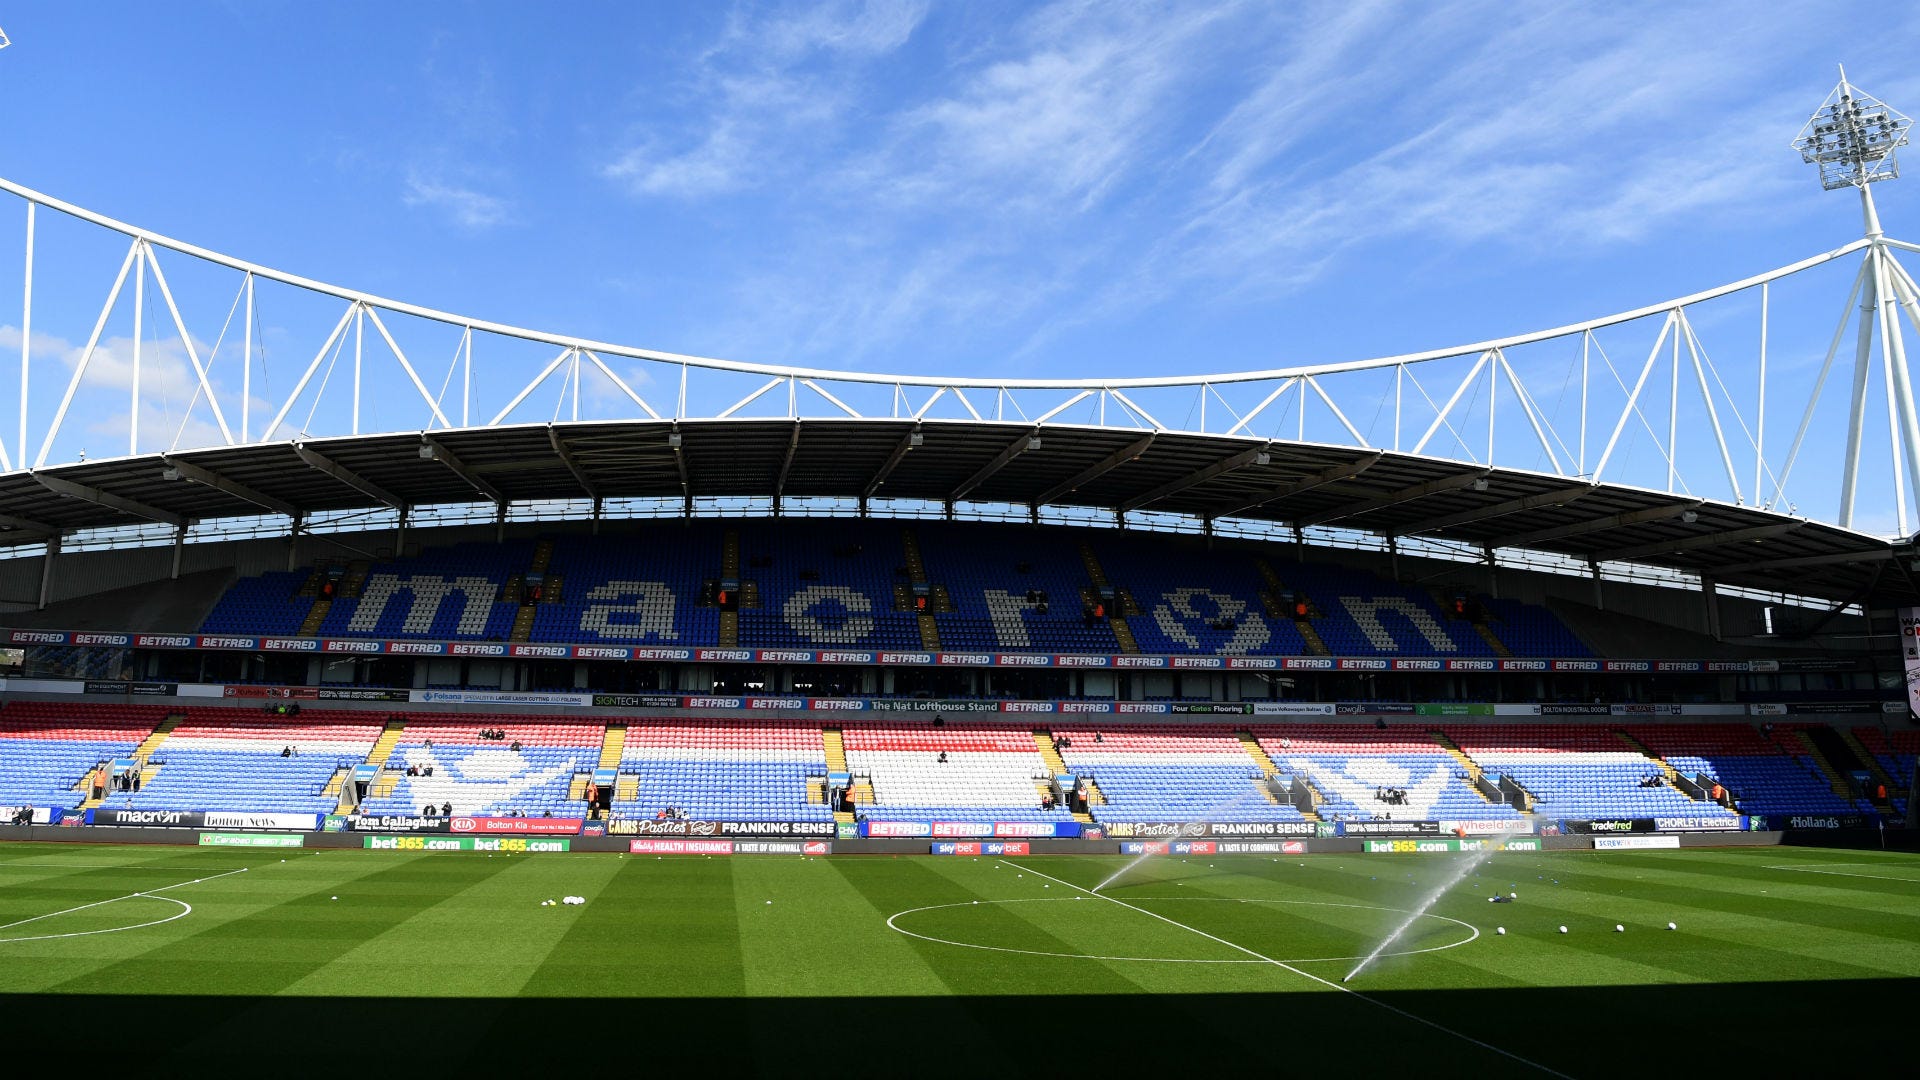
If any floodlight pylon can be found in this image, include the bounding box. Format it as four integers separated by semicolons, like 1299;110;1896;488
1795;68;1920;531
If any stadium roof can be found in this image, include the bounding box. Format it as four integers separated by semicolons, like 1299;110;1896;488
1;417;1906;608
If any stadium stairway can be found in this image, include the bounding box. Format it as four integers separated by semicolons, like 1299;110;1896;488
1235;731;1279;777
508;539;559;641
322;765;353;801
1838;727;1898;811
343;718;409;811
1234;734;1309;814
598;721;627;770
1429;730;1503;804
822;727;855;823
365;719;407;768
132;713;182;760
1431;588;1516;657
719;528;742;647
1032;731;1093;823
1077;543;1140;653
1472;623;1513;658
297;599;331;636
616;773;640;801
1032;731;1068;774
73;765;104;809
1786;727;1858;801
900;528;943;652
1615;730;1683;786
1254;557;1331;655
107;712;185;800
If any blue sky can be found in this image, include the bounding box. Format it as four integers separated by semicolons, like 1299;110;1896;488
2;1;1919;533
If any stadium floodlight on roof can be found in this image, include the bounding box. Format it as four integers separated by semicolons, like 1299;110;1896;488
0;26;11;49
1793;66;1911;192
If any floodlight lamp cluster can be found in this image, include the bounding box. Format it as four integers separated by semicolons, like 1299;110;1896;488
1793;75;1911;190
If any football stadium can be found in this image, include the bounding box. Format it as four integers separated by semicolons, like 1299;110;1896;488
3;10;1920;1075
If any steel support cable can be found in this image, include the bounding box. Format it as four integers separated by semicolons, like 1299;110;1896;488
1680;315;1766;502
168;274;246;452
432;333;461;414
300;315;351;439
1403;365;1480;463
1589;328;1682;483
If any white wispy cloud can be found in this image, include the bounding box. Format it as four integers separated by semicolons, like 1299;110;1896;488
603;0;928;199
403;173;512;229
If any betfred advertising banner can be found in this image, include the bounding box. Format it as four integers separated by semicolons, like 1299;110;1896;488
863;821;932;838
449;816;584;836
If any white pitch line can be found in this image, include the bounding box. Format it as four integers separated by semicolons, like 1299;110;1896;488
1763;864;1920;885
0;866;249;934
1001;861;1569;1079
0;863;260;872
887;895;1482;960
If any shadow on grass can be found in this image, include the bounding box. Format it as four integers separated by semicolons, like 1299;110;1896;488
5;977;1905;1077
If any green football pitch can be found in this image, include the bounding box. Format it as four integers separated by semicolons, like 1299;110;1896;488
2;842;1916;1076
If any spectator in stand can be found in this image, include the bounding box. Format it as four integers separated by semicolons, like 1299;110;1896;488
441;801;452;816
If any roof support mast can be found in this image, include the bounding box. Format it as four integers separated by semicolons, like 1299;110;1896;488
1793;66;1920;531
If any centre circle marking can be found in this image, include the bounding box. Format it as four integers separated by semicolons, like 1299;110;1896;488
0;894;193;944
887;896;1479;964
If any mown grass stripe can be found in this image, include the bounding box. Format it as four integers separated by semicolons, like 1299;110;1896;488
36;850;521;997
520;853;746;999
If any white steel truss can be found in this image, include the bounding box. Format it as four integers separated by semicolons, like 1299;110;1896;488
2;75;1920;542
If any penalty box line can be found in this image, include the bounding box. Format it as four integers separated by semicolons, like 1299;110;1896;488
0;866;249;933
1001;861;1569;1080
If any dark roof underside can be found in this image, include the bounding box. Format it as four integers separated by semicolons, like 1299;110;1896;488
0;419;1902;606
